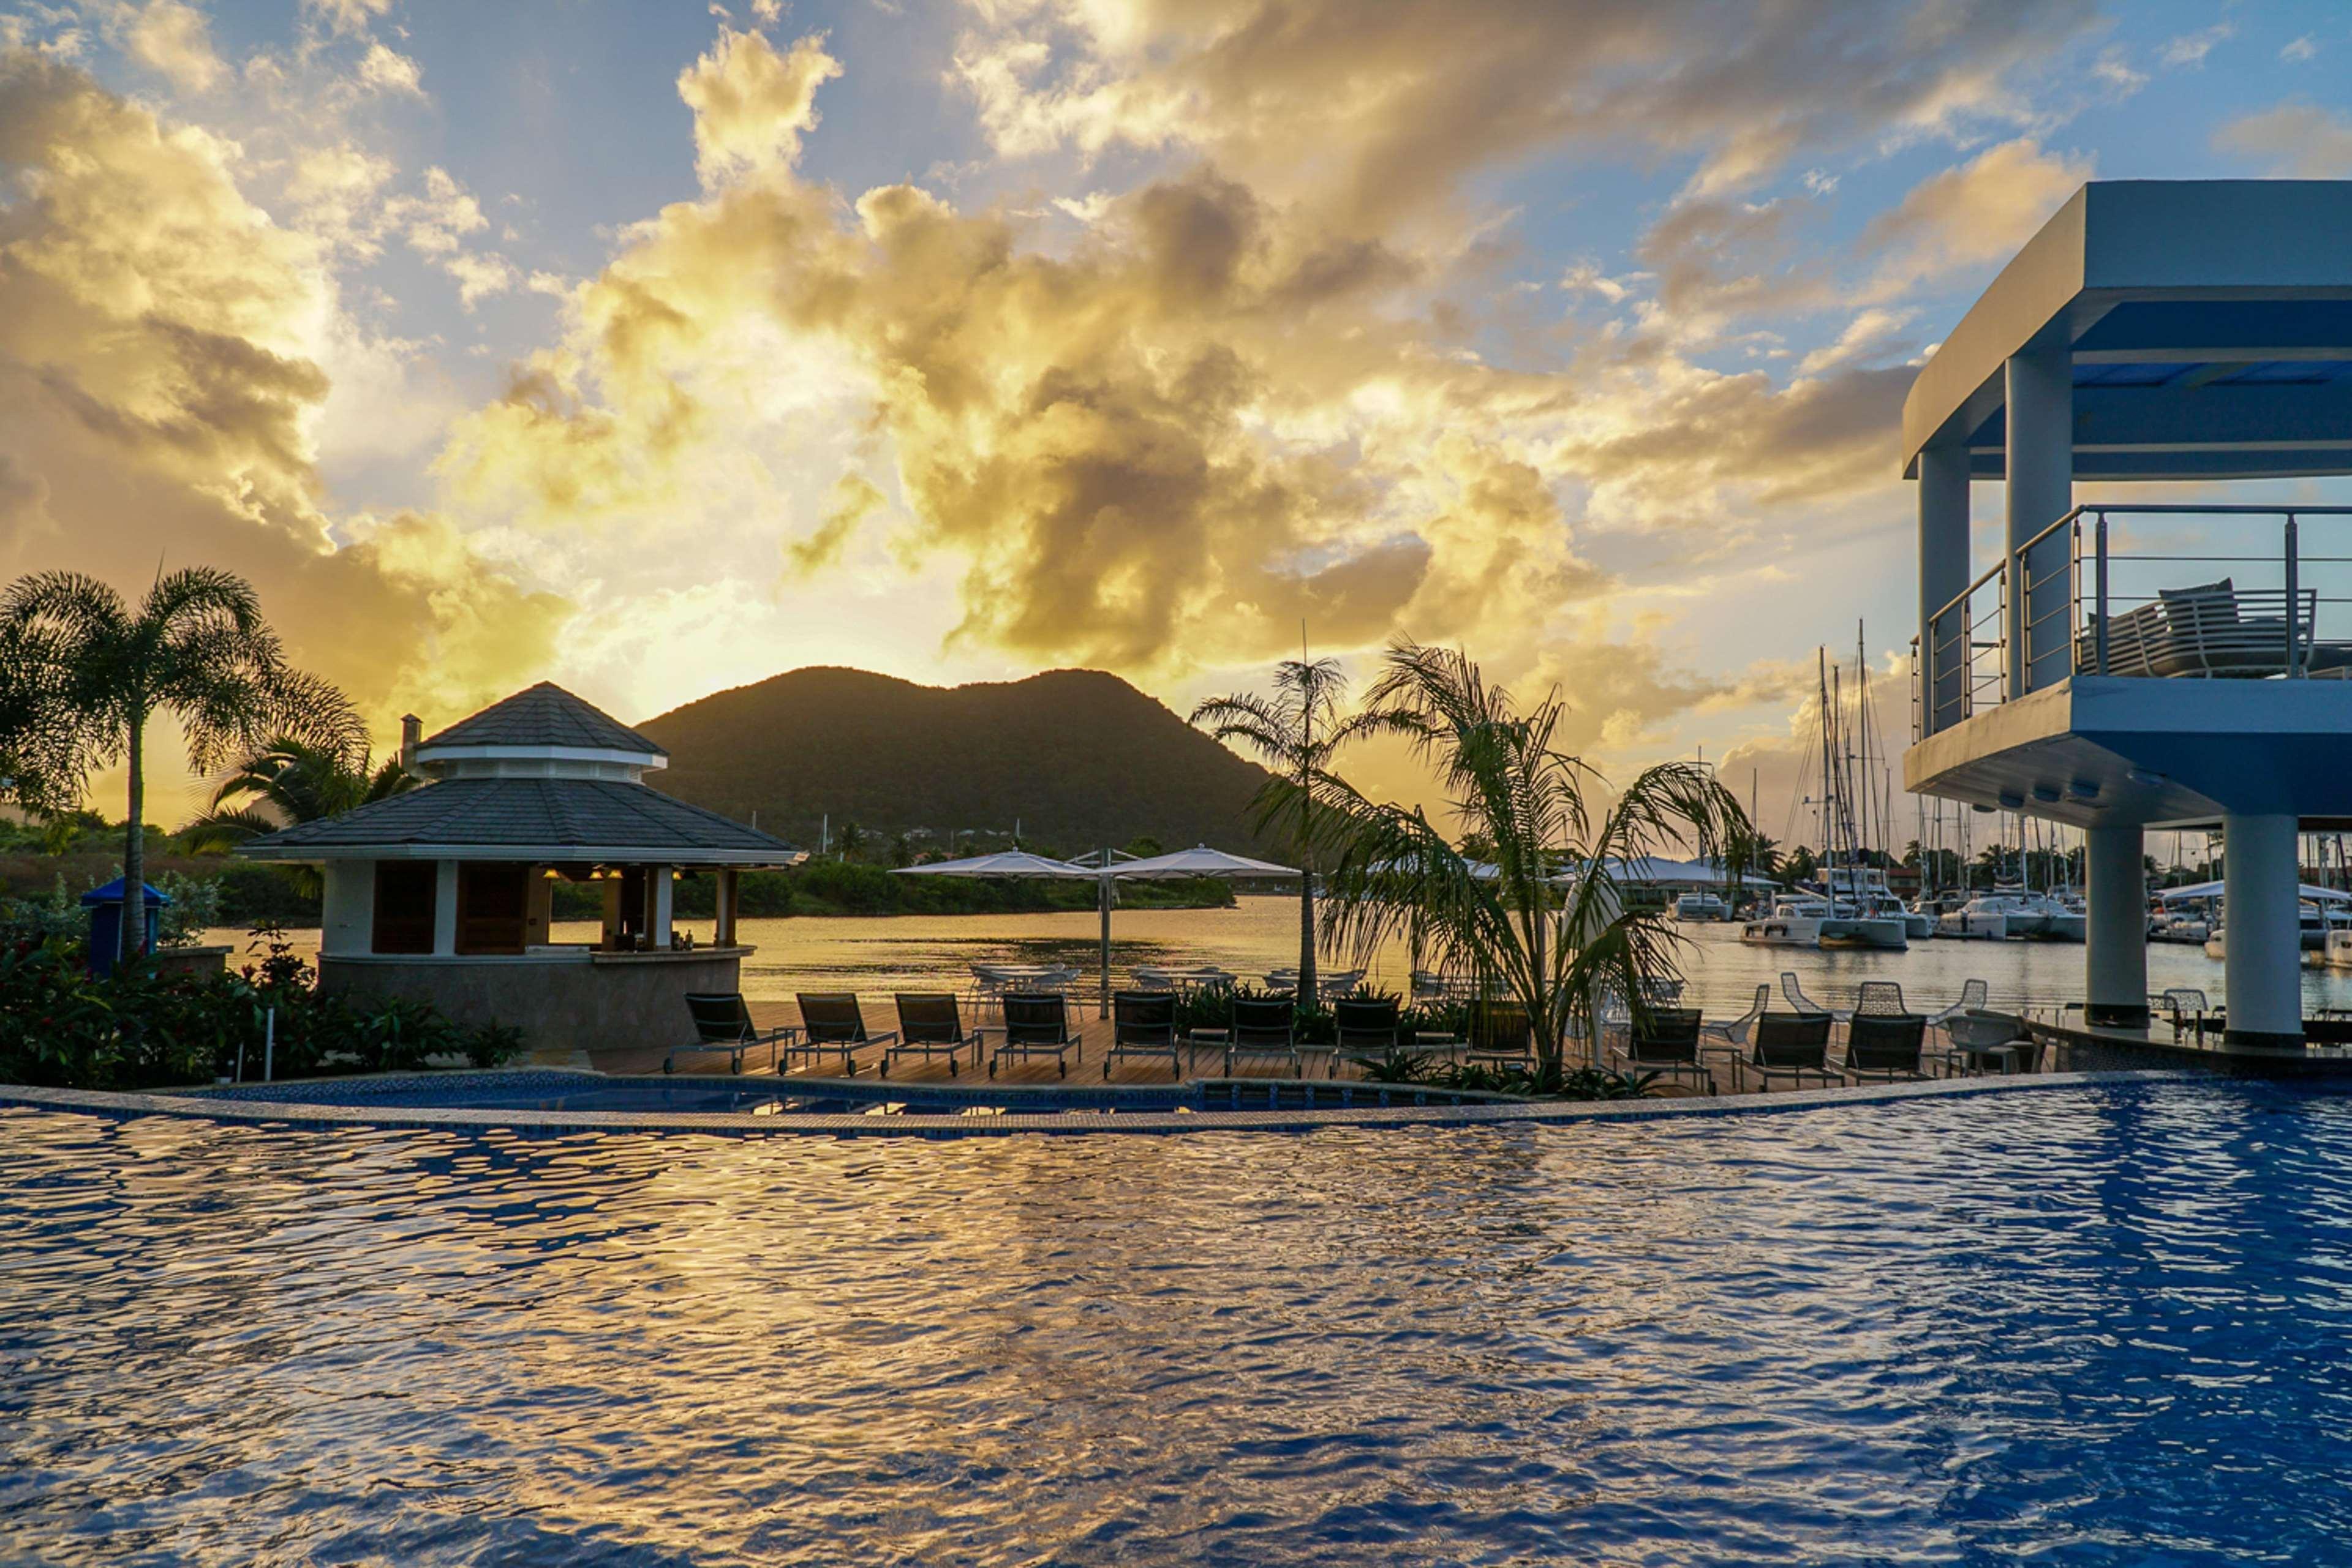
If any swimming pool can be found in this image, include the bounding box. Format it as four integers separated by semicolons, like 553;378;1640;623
4;1079;2350;1564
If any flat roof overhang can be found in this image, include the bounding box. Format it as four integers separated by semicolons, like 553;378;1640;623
1904;676;2352;828
1902;181;2352;482
237;844;802;866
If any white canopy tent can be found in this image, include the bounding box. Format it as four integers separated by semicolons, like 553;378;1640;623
2155;879;2352;905
889;850;1096;880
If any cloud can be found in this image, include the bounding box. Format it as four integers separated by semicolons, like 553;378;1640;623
2158;25;2231;69
676;25;841;184
2281;36;2318;64
99;0;225;93
950;0;2102;230
1857;137;2091;299
788;472;884;571
1797;307;1916;375
356;40;423;96
442;249;518;309
0;51;567;760
2215;103;2352;178
301;0;394;37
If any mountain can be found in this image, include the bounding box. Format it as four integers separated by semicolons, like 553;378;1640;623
635;667;1280;855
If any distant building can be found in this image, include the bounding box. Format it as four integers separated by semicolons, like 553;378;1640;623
241;682;801;1057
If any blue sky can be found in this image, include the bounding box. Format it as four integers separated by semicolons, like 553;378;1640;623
6;0;2352;834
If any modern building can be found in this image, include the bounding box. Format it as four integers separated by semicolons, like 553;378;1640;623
241;682;801;1055
1904;180;2352;1045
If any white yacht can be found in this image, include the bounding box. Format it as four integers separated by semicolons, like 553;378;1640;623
1936;890;2051;941
2043;889;2087;944
1673;891;1728;922
1740;893;1833;948
1819;867;1912;949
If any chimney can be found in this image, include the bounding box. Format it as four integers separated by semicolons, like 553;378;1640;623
400;714;421;773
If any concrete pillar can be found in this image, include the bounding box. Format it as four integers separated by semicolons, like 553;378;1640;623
2222;813;2303;1046
2085;826;2147;1027
600;876;622;949
432;859;459;957
714;868;737;947
2005;343;2072;698
1918;442;1971;735
651;865;674;948
320;861;373;957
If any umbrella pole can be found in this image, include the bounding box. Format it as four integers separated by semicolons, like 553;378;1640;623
1098;869;1112;1019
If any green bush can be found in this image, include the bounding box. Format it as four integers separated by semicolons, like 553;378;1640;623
0;927;524;1090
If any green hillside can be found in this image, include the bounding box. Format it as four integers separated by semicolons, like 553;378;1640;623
636;667;1280;856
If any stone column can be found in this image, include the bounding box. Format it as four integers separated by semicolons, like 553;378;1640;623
2222;813;2303;1046
432;859;459;957
2005;342;2073;699
715;868;737;947
651;865;674;948
2085;826;2147;1027
1918;441;1971;736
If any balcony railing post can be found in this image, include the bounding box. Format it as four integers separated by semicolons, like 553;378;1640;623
2286;513;2302;678
2094;511;2109;676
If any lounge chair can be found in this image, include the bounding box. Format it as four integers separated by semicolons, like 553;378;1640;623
1925;979;1990;1028
669;992;803;1075
1841;1012;1928;1082
1464;998;1535;1070
1781;971;1828;1016
992;990;1079;1078
1747;1011;1838;1091
886;993;985;1077
1102;990;1181;1079
1196;995;1302;1077
792;992;895;1076
1613;1007;1715;1095
2159;987;2209;1023
1332;996;1404;1075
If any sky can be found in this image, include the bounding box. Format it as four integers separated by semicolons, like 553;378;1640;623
4;0;2351;845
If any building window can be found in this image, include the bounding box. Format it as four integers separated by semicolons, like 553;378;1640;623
372;862;436;954
457;862;530;955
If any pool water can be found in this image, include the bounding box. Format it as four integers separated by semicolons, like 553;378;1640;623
4;1080;2351;1565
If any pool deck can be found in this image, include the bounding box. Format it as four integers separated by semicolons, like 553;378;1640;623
2022;1012;2352;1079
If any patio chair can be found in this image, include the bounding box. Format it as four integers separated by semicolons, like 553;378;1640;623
1130;966;1178;992
1943;1009;2038;1076
792;992;895;1076
1613;1007;1715;1095
1747;1011;1838;1091
1841;1012;1928;1082
1332;996;1404;1075
1781;972;1828;1016
1317;969;1366;1001
885;993;985;1077
992;990;1079;1078
1926;979;1990;1028
2159;987;2209;1022
669;992;803;1075
1198;995;1302;1077
1464;998;1535;1070
1701;984;1771;1052
1102;990;1182;1080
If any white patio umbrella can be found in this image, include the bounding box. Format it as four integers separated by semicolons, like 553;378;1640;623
888;850;1095;880
1078;845;1302;1016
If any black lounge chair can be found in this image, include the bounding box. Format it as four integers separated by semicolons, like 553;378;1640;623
793;992;894;1076
1614;1006;1715;1095
1747;1011;1838;1091
993;991;1079;1078
1841;1012;1928;1082
669;992;803;1074
1332;996;1405;1076
1464;998;1534;1070
887;993;984;1077
1102;990;1181;1079
1195;995;1301;1077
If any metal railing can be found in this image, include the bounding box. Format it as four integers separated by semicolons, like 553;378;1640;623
1917;504;2352;740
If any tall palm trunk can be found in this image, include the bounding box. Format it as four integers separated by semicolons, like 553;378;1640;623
1297;755;1316;1001
120;707;143;967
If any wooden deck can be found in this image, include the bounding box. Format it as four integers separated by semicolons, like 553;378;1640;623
579;997;2002;1096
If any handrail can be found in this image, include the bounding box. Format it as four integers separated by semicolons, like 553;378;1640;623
1928;554;2007;632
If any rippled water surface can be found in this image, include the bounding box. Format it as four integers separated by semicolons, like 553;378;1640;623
6;1082;2352;1566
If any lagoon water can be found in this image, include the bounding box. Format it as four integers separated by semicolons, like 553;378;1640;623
207;894;2352;1018
5;1079;2352;1564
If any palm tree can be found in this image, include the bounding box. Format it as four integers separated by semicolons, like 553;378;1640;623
1191;655;1381;1000
1301;642;1751;1079
181;728;419;895
1;568;331;965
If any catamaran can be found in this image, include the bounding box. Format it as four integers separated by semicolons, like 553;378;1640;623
1673;891;1728;922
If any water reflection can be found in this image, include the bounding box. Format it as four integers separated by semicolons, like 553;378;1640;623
4;1083;2351;1564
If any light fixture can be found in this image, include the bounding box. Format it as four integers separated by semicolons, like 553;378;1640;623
1972;803;1996;814
2031;785;2062;804
2126;768;2169;789
2068;779;2100;801
1997;790;2026;810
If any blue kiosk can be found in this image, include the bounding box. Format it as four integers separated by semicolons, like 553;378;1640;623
81;877;168;978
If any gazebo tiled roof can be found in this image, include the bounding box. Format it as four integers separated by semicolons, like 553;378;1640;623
420;682;662;756
239;777;797;864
